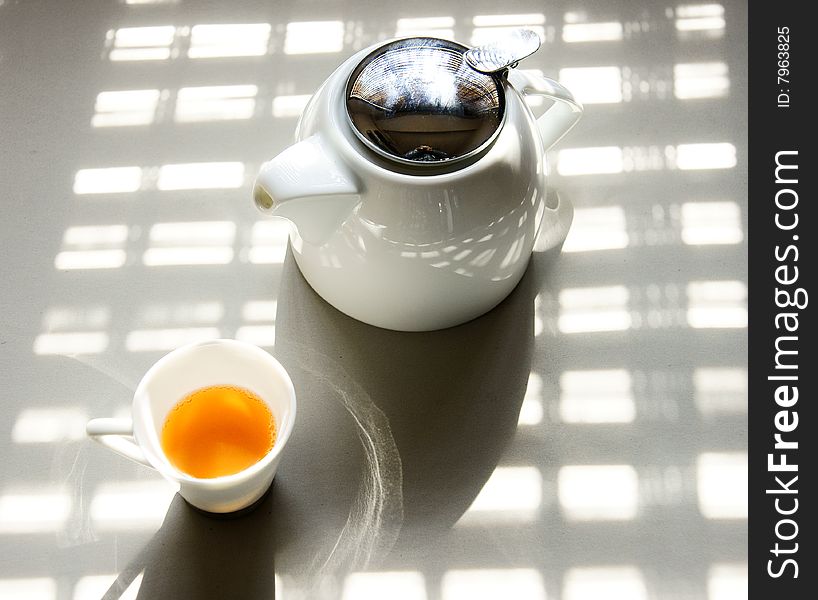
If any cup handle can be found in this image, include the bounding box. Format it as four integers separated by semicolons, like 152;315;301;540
507;69;583;151
86;418;152;468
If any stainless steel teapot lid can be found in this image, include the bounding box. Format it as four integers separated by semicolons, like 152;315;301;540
345;30;541;167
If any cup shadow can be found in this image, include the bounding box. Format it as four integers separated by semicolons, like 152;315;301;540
100;490;276;600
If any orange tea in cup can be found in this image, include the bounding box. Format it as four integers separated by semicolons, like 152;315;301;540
161;385;276;479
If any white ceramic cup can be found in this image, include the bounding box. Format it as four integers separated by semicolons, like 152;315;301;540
86;339;297;514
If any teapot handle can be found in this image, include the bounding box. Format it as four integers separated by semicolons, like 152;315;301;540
507;70;583;151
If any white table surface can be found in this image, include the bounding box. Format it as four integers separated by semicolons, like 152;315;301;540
0;1;747;598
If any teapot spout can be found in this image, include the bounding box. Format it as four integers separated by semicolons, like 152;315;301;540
257;191;361;246
253;134;361;244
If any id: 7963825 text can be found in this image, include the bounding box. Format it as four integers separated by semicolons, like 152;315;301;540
778;26;790;108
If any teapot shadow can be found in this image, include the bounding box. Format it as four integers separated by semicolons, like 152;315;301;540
274;244;537;545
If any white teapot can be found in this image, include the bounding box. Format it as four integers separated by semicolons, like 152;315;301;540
254;30;582;331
